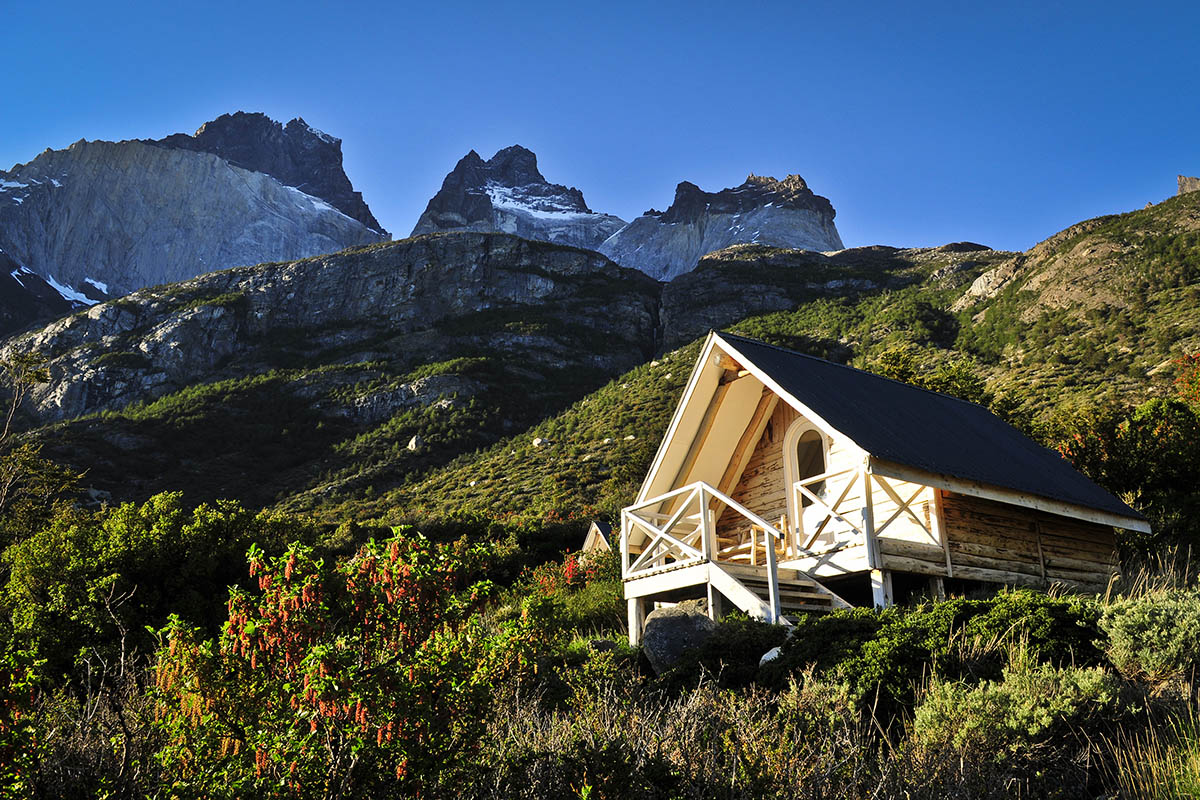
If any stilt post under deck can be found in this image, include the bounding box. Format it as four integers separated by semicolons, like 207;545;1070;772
706;582;725;622
627;597;647;647
862;465;892;609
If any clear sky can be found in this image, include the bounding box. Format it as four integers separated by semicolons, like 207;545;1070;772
3;0;1198;251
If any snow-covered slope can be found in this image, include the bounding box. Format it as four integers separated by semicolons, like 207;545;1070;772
599;174;844;281
411;146;626;250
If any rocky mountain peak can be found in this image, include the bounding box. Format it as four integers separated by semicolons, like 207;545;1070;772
156;111;383;232
485;145;545;186
410;146;625;249
1179;175;1200;196
599;172;844;281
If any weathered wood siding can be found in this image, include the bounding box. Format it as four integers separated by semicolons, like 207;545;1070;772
716;402;797;539
880;491;1117;590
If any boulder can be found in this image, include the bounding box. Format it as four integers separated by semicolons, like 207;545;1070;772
641;599;716;674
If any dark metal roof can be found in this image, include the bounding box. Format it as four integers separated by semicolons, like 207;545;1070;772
718;332;1143;522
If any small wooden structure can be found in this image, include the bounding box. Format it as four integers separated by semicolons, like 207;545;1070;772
583;520;613;553
622;332;1149;645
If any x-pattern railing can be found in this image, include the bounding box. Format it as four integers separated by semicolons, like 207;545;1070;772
793;467;937;551
621;481;787;580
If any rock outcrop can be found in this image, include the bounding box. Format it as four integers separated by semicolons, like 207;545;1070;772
0;249;76;337
1179;175;1200;196
155;112;384;232
599;174;845;281
5;233;661;422
0;138;385;299
641;599;716;674
411;146;626;250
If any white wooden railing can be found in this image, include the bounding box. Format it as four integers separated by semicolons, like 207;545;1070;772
621;481;785;621
793;467;865;551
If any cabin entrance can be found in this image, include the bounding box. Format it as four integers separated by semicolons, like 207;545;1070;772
784;421;829;549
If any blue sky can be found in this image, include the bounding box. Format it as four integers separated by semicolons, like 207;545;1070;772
4;0;1198;251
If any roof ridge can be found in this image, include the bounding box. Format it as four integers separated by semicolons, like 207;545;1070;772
714;331;992;412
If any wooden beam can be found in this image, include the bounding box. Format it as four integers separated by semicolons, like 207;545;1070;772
665;381;733;509
930;488;953;578
868;457;1152;534
713;353;743;372
1034;520;1048;585
715;388;777;499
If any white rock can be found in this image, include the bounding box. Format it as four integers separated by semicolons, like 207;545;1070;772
407;435;423;451
759;646;782;667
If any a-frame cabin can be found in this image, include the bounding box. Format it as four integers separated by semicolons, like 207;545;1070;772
622;332;1149;645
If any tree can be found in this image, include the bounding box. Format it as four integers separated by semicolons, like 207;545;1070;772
0;351;77;546
153;530;550;797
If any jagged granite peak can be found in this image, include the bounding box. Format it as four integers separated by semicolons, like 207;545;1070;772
599;173;844;281
410;145;626;250
3;233;660;423
0;136;385;298
1179;175;1200;196
154;111;384;233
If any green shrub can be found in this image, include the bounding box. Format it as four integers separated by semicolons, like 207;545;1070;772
1101;588;1200;682
761;591;1104;713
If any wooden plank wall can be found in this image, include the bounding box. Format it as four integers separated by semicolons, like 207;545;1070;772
880;491;1117;591
716;402;797;539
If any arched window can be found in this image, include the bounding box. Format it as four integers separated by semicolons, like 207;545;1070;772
784;419;830;546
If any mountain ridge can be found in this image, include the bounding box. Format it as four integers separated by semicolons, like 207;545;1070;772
411;145;627;250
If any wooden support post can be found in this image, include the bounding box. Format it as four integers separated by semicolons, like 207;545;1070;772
929;576;946;601
862;468;879;568
706;582;725;622
1034;520;1048;587
627;597;647;647
765;528;782;624
930;488;953;578
870;569;893;609
863;466;893;609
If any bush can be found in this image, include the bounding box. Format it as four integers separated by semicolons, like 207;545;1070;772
1101;588;1200;682
153;530;552;797
2;493;314;676
761;591;1104;714
905;662;1124;796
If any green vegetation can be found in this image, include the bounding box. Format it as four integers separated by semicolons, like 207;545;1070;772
1;190;1200;796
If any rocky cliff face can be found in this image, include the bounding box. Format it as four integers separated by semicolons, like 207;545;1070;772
155;112;384;232
6;233;660;422
599;174;844;281
411;146;626;250
1179;175;1200;196
0;136;385;298
0;248;76;337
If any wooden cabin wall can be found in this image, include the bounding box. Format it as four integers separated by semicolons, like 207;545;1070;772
880;491;1117;591
712;402;932;550
716;403;797;539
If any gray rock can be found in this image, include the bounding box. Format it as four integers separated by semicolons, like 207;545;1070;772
759;646;782;667
0;134;385;298
412;145;626;251
641;599;716;674
3;233;662;423
155;111;385;232
1179;175;1200;196
600;174;844;281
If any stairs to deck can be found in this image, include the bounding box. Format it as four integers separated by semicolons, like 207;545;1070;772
624;559;850;629
717;563;842;616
